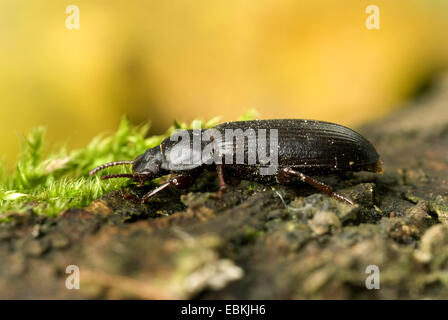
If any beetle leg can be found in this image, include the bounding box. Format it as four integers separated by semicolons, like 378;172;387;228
122;192;141;203
165;173;174;183
278;167;354;205
216;164;227;196
141;175;192;204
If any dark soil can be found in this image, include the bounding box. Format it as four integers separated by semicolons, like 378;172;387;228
2;76;448;299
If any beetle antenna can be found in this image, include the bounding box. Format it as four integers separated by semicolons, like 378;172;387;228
89;161;134;176
100;174;135;180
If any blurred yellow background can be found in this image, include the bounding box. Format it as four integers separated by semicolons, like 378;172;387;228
1;0;447;166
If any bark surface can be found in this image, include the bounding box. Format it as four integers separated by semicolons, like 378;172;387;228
2;76;448;299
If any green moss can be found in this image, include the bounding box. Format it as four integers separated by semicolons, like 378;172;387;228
244;226;265;242
237;108;259;121
0;114;235;217
428;195;448;224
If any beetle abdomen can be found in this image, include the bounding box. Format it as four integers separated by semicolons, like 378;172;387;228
215;119;381;173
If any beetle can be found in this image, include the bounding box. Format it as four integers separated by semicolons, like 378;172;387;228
89;119;382;205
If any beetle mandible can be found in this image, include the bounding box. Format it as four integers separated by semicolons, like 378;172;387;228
89;119;382;205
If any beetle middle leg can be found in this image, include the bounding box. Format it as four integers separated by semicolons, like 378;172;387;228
278;167;354;205
216;164;227;196
140;175;193;204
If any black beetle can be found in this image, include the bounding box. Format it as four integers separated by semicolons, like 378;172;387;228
89;119;382;205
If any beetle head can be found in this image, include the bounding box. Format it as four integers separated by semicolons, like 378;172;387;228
131;147;164;181
89;146;165;182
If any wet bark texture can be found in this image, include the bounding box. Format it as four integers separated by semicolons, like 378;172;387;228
2;76;448;299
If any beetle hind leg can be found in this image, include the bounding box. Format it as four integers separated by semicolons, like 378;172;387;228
278;167;354;205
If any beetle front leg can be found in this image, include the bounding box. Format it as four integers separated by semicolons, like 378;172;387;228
141;175;193;204
278;167;354;205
